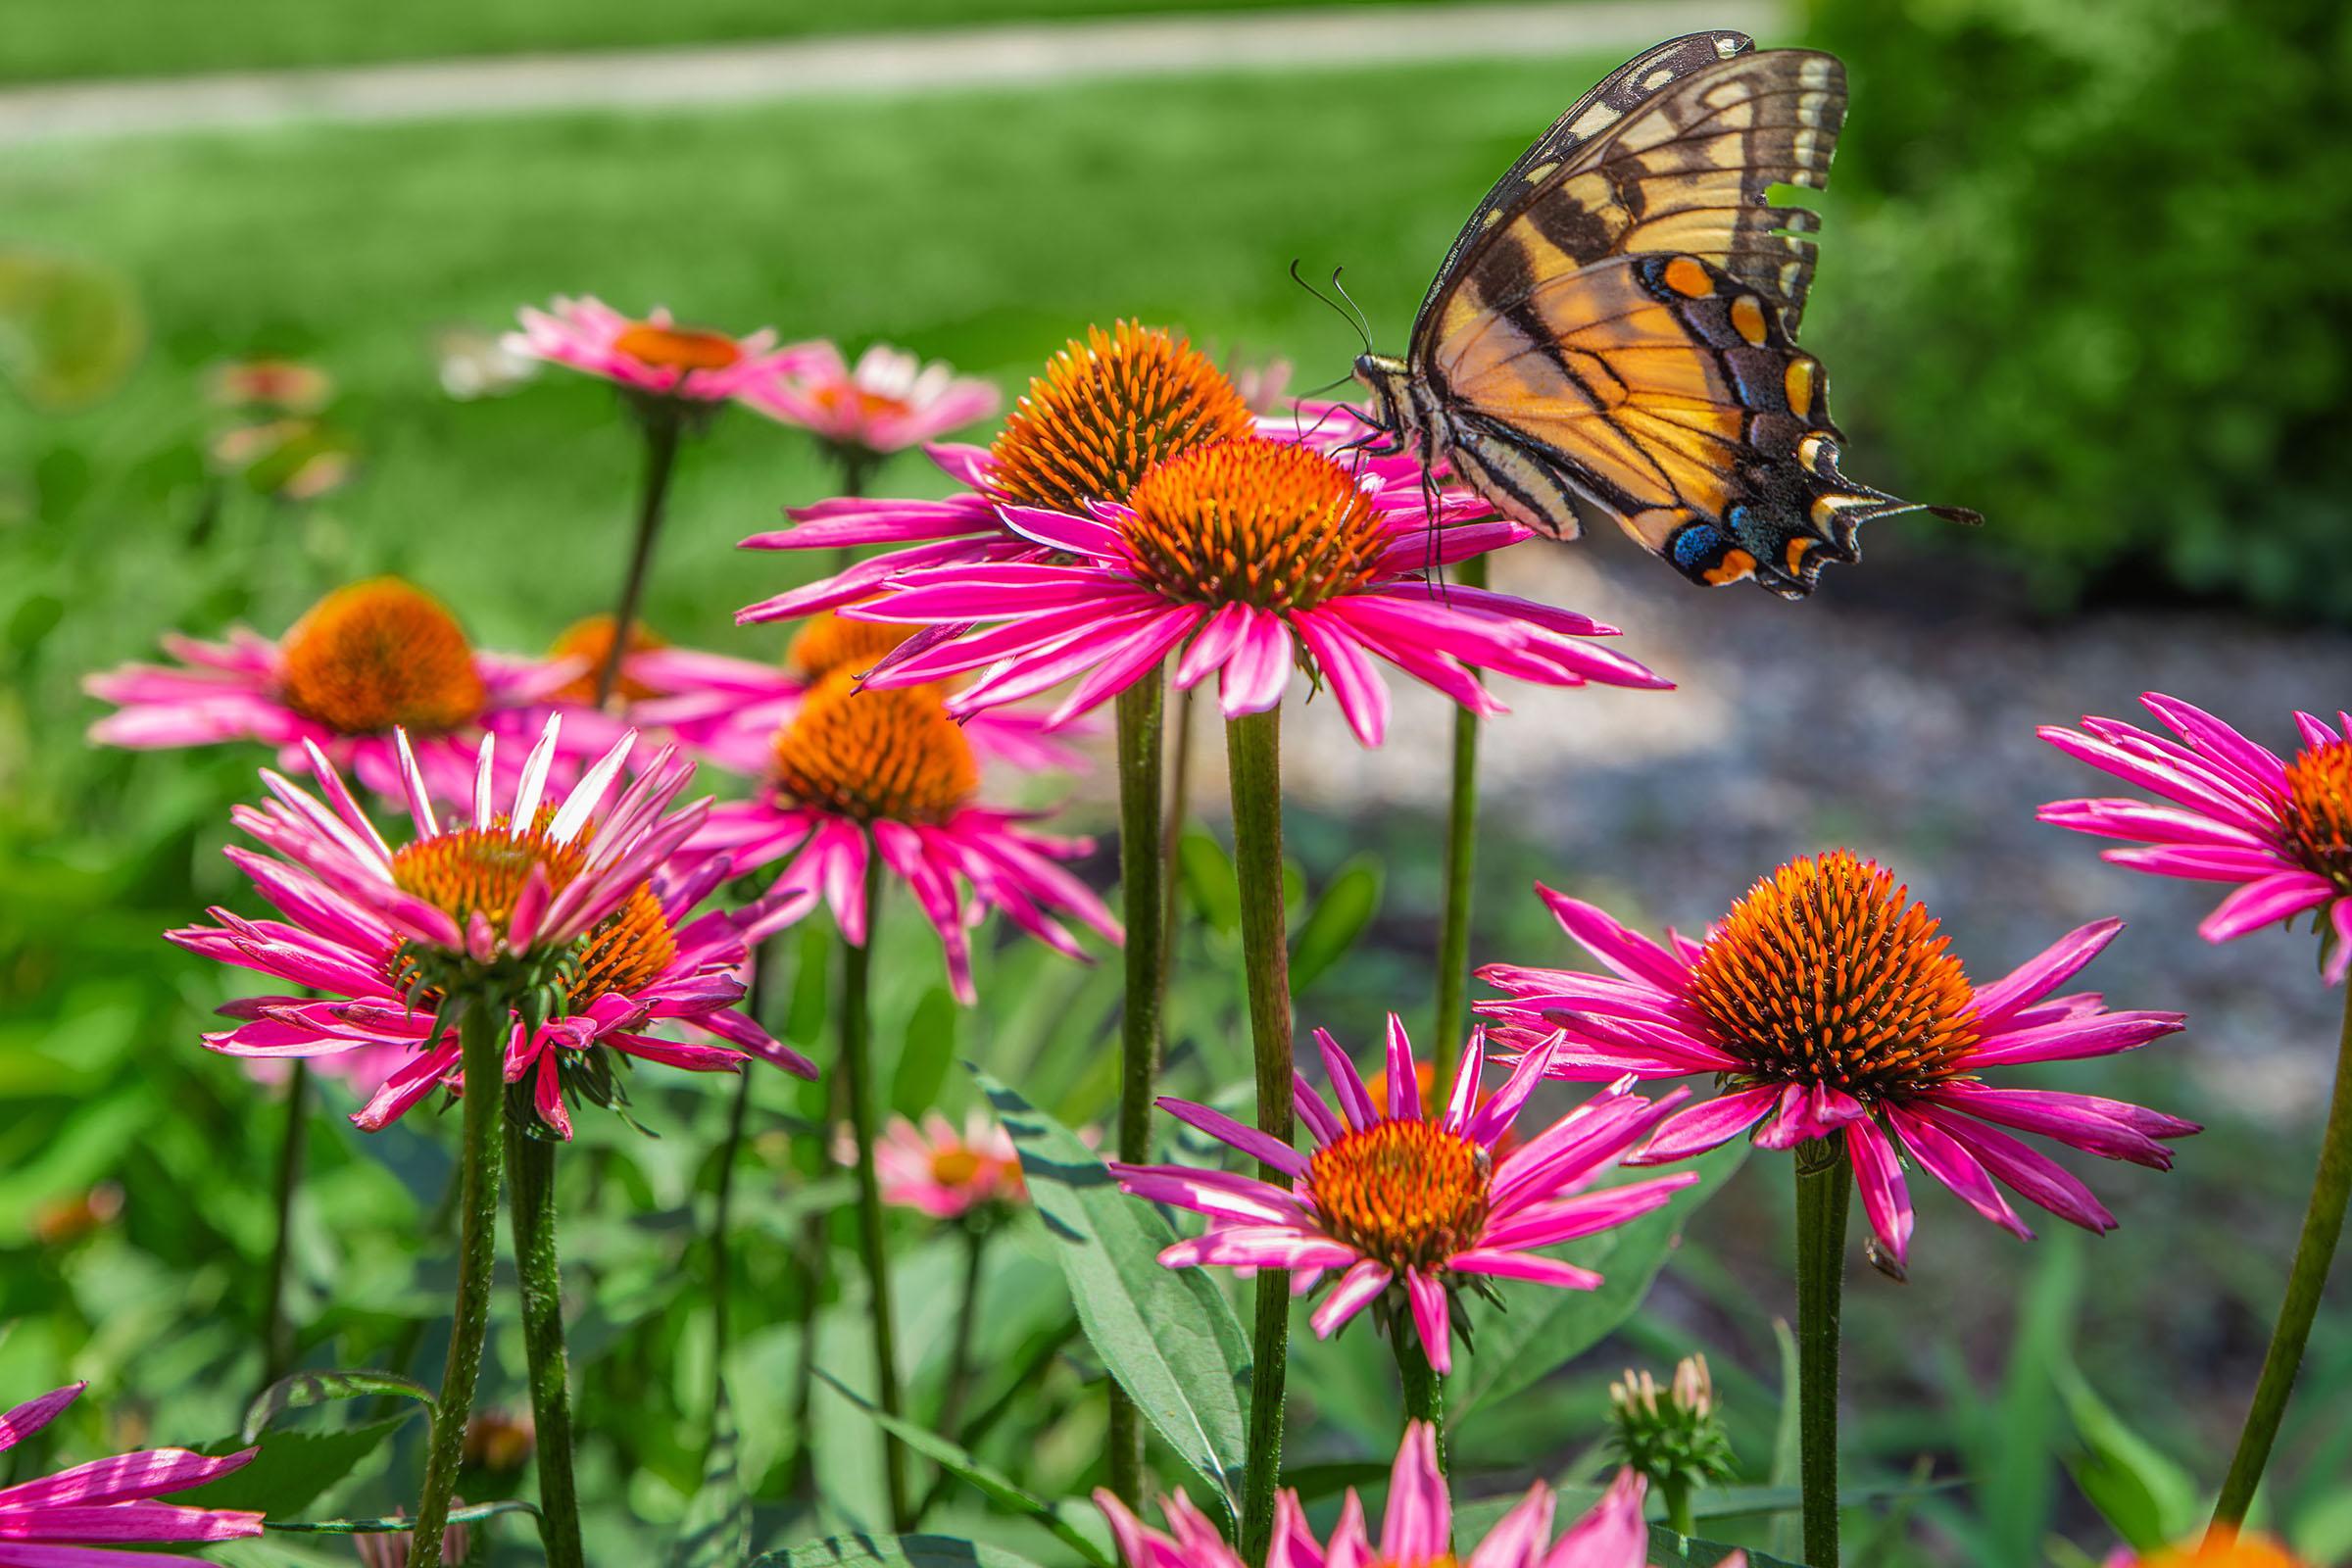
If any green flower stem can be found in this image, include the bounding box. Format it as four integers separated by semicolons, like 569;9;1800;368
1659;1477;1695;1542
937;1221;990;1447
1225;708;1293;1564
1159;684;1197;993
2213;982;2352;1526
410;998;507;1568
1110;670;1168;1505
707;940;773;1447
1794;1140;1851;1568
506;1127;584;1568
1395;1330;1447;1480
841;850;911;1530
261;1057;311;1389
1432;551;1489;1088
595;406;682;706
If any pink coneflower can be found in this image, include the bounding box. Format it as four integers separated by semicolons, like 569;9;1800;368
688;673;1118;1004
504;297;812;407
1478;852;2197;1265
1111;1016;1694;1374
630;612;1090;778
85;578;583;803
172;715;815;1138
2040;695;2352;982
847;1110;1025;1219
736;321;1387;627
849;437;1666;745
1096;1420;1729;1568
0;1382;265;1561
746;340;999;459
208;357;332;413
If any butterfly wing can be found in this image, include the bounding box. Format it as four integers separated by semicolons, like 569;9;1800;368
1429;250;1977;596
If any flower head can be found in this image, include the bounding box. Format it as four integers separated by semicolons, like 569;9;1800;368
1113;1015;1694;1373
504;296;814;409
208;357;331;413
0;1382;264;1560
850;436;1666;745
2105;1532;2307;1568
846;1110;1026;1219
173;715;814;1138
689;676;1118;1003
747;340;1000;460
1096;1421;1732;1568
2041;694;2352;982
736;321;1381;627
85;577;585;802
1607;1356;1735;1507
1479;852;2198;1266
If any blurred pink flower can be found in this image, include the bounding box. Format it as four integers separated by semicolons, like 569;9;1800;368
735;321;1387;628
1097;1421;1724;1568
688;673;1118;1004
1112;1015;1694;1374
173;715;813;1138
839;1110;1025;1219
85;577;584;804
504;296;815;405
1479;852;2197;1267
0;1382;264;1561
628;612;1090;779
747;341;999;457
2041;694;2352;982
847;437;1665;747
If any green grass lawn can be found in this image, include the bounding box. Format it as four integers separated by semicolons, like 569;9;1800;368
5;0;1428;84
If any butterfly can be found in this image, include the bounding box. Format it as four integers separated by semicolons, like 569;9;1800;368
1352;30;1978;598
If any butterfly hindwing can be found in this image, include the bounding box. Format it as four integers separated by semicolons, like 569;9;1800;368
1429;251;1976;596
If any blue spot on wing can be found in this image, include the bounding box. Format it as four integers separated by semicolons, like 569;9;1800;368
1671;523;1725;569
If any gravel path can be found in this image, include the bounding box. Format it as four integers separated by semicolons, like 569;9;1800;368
0;0;1779;144
1165;538;2345;1121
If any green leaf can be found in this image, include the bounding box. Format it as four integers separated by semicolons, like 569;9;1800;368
1177;830;1241;936
1289;856;1382;992
2057;1358;2197;1550
242;1370;434;1443
1642;1527;1804;1568
265;1500;541;1536
974;1069;1250;1518
750;1536;1049;1568
666;1393;750;1568
181;1415;416;1518
813;1369;1110;1568
893;987;959;1119
1453;1141;1747;1417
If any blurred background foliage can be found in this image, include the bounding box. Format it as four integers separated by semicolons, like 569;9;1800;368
3;2;2348;1565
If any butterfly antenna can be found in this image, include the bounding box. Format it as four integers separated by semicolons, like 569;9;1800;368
1289;260;1372;358
1328;268;1376;356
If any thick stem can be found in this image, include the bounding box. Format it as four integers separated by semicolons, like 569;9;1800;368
841;851;911;1530
1395;1329;1447;1480
1659;1477;1695;1541
507;1129;584;1568
1109;673;1167;1505
1431;554;1488;1089
2212;984;2352;1527
1225;708;1293;1563
1794;1141;1851;1568
595;410;682;706
262;1058;311;1388
937;1222;989;1446
409;1000;507;1568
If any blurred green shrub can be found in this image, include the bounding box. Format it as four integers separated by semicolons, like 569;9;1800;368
1804;0;2352;617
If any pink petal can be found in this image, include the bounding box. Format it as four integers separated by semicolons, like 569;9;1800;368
2200;870;2335;943
1846;1120;1913;1266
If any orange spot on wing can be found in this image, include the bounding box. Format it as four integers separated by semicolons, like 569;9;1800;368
1785;357;1817;418
1663;257;1714;299
1730;295;1769;346
1704;547;1757;585
1785;536;1815;575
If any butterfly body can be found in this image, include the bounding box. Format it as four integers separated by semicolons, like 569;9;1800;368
1359;31;1977;597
